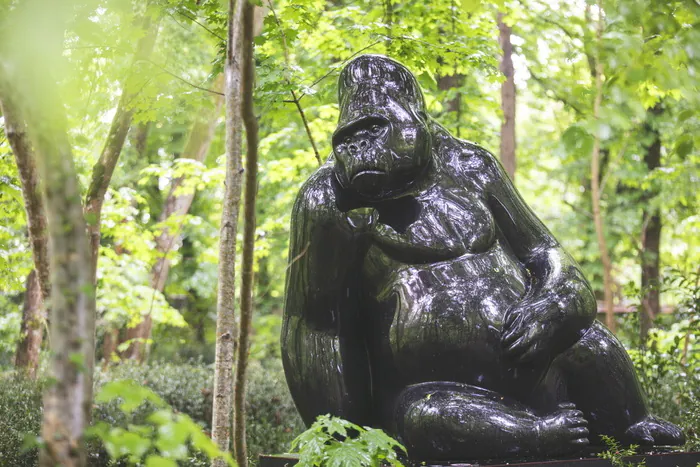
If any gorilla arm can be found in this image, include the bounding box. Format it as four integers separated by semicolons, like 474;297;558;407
281;164;373;427
468;148;597;364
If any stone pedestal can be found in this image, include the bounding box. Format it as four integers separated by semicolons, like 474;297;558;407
259;451;700;467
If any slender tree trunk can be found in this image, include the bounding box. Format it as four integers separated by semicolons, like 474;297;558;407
498;11;516;181
84;16;160;281
14;270;43;379
232;4;258;466
211;0;246;463
0;90;50;377
640;105;663;342
0;96;50;300
590;2;615;332
101;328;119;369
132;121;151;158
437;73;463;137
123;75;225;361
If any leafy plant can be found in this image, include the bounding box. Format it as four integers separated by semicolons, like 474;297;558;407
290;414;406;467
597;435;644;467
88;379;234;466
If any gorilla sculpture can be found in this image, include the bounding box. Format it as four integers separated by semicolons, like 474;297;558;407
281;55;684;461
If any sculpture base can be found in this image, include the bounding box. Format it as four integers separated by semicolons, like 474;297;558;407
259;450;700;467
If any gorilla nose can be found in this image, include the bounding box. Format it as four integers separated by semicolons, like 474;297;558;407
348;140;369;154
350;170;387;196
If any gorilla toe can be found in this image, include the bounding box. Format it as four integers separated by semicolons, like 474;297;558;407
625;416;685;446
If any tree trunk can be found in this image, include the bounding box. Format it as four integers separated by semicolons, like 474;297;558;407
0;95;50;301
640;106;663;343
0;88;50;377
437;73;463;137
232;4;258;466
35;119;94;467
498;11;516;181
14;270;43;379
122;75;225;362
101;328;119;369
589;2;615;332
2;5;92;465
131;121;151;158
84;16;160;281
211;0;246;463
5;64;96;466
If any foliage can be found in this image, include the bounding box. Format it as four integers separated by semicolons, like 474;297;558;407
88;379;234;466
0;374;45;467
597;435;644;467
0;360;302;466
624;267;700;451
290;415;406;467
0;295;22;364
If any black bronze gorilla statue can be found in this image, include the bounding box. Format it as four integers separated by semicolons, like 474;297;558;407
281;54;684;461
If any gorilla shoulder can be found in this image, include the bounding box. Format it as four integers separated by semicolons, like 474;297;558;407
292;163;338;218
431;126;508;189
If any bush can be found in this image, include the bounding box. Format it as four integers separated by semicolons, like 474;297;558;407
246;359;305;464
0;374;44;467
0;359;303;466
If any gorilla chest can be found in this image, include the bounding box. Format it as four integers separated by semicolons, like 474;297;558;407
362;246;527;385
361;184;529;386
368;184;496;262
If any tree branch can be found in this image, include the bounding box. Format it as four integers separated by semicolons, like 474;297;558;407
84;15;161;279
266;0;322;165
527;65;585;116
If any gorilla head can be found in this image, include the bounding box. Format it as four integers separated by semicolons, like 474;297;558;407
332;55;432;201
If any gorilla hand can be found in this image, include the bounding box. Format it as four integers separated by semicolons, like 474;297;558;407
502;293;560;363
346;207;378;233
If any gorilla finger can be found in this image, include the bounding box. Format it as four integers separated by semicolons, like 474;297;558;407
571;438;590;446
502;328;526;347
504;336;529;357
571;427;589;437
505;311;523;328
571;418;589;427
558;402;577;410
564;410;585;419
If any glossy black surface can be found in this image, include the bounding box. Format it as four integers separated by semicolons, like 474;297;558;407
281;55;684;461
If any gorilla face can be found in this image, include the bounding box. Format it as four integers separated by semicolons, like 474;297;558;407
332;96;432;201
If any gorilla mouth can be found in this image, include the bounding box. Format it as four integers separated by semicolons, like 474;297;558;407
349;170;388;198
351;169;386;181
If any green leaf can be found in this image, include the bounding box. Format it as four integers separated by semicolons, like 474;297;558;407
145;456;178;467
675;137;693;159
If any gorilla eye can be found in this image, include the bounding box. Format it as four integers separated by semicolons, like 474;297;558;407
370;124;382;135
343;136;352;144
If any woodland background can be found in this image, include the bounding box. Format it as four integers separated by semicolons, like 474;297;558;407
0;0;698;465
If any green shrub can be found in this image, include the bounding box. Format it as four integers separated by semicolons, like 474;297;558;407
0;374;44;467
246;359;305;464
0;359;303;466
95;360;214;431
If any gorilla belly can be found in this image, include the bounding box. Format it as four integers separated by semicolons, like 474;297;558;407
363;242;529;395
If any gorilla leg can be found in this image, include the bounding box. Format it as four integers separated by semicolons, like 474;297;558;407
394;382;589;461
554;322;684;445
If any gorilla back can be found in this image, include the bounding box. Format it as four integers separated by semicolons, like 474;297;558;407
281;55;684;462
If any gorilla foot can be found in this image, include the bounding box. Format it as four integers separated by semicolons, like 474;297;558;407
625;416;685;446
537;403;590;455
